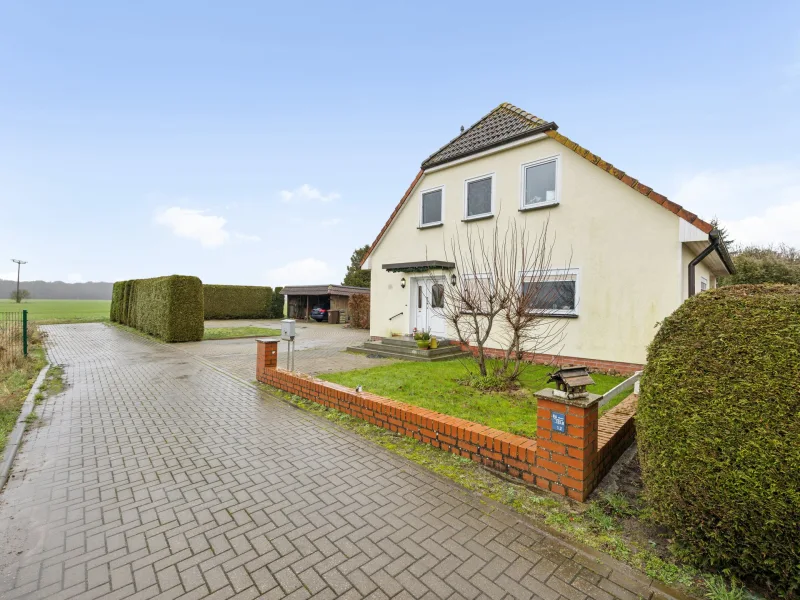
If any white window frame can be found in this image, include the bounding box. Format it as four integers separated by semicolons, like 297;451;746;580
520;155;560;211
520;267;580;316
463;173;495;221
419;185;445;228
700;276;708;292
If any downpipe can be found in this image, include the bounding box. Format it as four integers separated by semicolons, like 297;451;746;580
689;228;721;297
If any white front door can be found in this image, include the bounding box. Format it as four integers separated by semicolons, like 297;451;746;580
413;277;447;338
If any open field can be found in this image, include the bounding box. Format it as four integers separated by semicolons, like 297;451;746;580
0;299;110;324
321;360;626;438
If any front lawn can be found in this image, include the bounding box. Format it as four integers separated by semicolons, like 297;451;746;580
320;360;626;438
203;326;281;340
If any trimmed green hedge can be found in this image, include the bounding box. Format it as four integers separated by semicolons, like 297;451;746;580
638;285;800;596
112;276;204;342
110;281;125;322
268;286;284;318
203;285;273;319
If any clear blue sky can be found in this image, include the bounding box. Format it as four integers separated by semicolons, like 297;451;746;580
1;1;798;285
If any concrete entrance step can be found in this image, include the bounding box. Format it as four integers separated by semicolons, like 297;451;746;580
347;339;471;362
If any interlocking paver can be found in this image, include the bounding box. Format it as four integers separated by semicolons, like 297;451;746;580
0;323;663;600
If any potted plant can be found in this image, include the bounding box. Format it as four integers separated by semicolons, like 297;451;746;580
414;329;431;349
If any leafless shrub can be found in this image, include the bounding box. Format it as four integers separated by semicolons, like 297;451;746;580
427;216;571;381
348;293;370;329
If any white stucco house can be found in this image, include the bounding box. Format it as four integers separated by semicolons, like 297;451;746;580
360;103;734;371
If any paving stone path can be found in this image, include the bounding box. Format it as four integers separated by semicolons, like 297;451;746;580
0;324;668;600
185;321;395;380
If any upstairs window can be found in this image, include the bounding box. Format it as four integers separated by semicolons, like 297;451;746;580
465;175;494;219
521;268;578;316
522;157;558;209
420;187;443;227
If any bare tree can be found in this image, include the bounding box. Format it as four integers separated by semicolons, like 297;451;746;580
430;216;571;382
437;219;511;376
495;219;571;380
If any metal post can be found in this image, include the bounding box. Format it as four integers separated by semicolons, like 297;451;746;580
22;309;28;357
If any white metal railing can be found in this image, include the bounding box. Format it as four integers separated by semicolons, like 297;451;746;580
599;370;642;408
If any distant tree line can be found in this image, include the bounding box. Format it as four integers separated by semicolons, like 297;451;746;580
720;244;800;286
0;280;113;300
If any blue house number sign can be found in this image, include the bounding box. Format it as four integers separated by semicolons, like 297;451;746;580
551;411;566;433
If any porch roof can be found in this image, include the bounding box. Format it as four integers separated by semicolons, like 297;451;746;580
382;260;456;273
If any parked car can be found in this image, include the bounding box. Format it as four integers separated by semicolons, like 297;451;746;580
310;307;328;322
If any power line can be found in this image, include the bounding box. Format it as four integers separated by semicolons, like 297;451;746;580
11;259;27;303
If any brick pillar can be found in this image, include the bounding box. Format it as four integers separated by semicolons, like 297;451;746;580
256;338;279;381
534;388;601;501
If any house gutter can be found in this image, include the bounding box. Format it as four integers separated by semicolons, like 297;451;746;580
688;228;721;297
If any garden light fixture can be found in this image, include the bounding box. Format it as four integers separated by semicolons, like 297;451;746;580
400;277;406;288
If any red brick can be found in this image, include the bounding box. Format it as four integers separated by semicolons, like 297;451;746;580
532;466;559;481
536;458;567;474
537;438;566;455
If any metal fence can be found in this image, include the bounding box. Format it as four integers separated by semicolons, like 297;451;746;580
0;310;28;362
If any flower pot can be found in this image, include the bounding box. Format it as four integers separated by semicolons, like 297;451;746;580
416;340;431;349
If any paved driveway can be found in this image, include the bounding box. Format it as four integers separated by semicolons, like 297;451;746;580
0;324;662;600
185;321;393;380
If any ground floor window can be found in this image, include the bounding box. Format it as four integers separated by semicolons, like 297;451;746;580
521;268;579;316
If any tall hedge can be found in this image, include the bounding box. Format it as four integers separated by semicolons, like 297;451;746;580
112;275;204;342
110;281;125;322
121;280;133;326
203;285;273;319
268;286;285;318
638;285;800;596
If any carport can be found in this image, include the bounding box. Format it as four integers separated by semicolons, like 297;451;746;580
281;284;369;322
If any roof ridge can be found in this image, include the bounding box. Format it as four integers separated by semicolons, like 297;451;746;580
420;102;549;169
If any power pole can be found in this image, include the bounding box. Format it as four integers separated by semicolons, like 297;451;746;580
11;259;27;303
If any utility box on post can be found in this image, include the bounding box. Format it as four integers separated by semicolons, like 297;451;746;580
281;319;296;341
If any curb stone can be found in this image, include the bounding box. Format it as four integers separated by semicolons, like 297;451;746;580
0;365;49;492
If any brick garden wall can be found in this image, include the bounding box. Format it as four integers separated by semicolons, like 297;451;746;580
257;339;637;501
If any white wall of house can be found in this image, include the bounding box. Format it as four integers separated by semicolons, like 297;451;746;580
368;136;714;365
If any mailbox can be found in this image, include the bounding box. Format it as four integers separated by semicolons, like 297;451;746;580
281;319;296;341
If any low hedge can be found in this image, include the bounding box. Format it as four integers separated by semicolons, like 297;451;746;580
638;285;800;596
203;285;273;319
112;275;204;342
348;293;370;329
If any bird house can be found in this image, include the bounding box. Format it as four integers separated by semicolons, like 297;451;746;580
548;366;595;399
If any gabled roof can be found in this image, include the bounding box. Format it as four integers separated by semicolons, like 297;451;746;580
421;103;556;170
362;103;728;271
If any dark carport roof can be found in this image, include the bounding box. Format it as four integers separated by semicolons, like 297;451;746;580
280;284;369;297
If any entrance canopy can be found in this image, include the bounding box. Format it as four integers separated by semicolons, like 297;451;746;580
382;260;455;273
